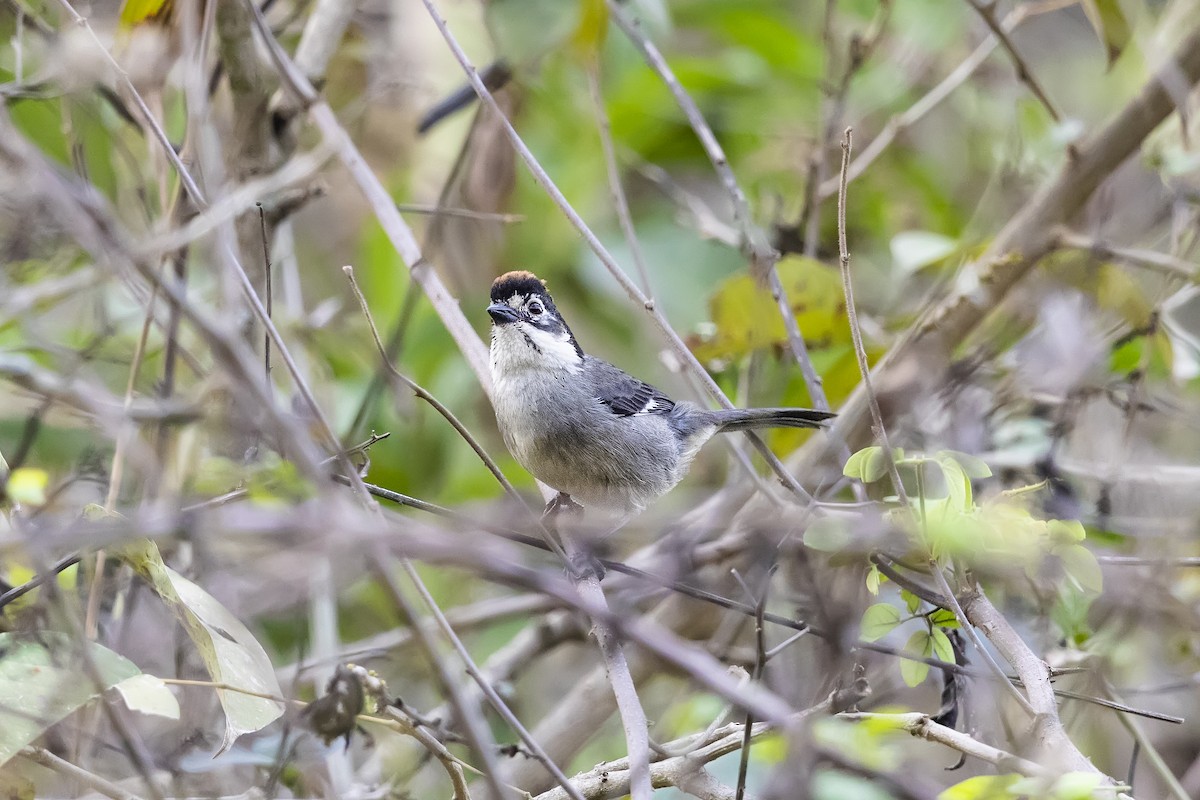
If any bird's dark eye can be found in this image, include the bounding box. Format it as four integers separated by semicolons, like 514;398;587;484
528;300;544;316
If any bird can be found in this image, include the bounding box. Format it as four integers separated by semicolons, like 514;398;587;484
486;271;835;520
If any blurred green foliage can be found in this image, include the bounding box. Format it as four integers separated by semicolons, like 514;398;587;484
1;0;1198;794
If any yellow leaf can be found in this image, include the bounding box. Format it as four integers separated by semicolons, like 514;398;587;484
691;257;848;364
570;0;609;60
119;0;173;28
6;469;48;507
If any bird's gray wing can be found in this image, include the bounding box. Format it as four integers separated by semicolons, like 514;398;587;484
585;356;676;417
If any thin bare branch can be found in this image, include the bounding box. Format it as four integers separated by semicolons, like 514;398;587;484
1054;228;1198;280
836;712;1050;776
19;746;146;800
962;0;1061;122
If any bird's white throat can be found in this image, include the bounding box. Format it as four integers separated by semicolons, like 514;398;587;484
490;322;582;376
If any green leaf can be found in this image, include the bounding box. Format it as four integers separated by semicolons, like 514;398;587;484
1080;0;1132;67
865;565;882;595
930;628;956;664
843;447;878;481
1048;519;1087;544
119;541;283;752
804;516;849;552
1051;585;1095;646
862;447;893;484
938;450;992;479
938;774;1020;800
928;608;959;628
901;589;921;614
1057;544;1103;594
860;603;902;642
111;674;180;720
890;231;957;275
1051;771;1105;800
900;630;933;687
937;456;971;512
0;633;141;766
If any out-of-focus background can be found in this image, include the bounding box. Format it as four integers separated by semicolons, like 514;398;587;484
1;0;1199;797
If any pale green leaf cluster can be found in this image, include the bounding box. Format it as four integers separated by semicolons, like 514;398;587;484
0;632;178;766
825;448;1104;687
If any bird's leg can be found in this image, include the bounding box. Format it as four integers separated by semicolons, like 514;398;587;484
542;491;584;523
542;493;613;580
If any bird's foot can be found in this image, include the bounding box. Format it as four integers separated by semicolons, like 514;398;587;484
542;492;584;522
567;547;607;582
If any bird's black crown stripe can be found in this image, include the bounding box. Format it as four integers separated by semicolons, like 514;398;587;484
490;270;550;304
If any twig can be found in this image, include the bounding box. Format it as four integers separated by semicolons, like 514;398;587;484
259;205;273;387
606;0;772;273
0;355;200;425
89;256;167;637
52;0;206;205
1095;555;1200;566
962;0;1061;122
397;550;587;800
1047;687;1183;724
586;64;653;295
556;527;653;800
1054;228;1198;280
805;0;891;257
7;16;339;484
1103;683;1191;800
380;710;474;800
159;677;478;799
0;552;82;610
835;127;1039;722
734;577;769;800
395;204;523;222
336;484;1183;727
19;746;145;800
533;699;831;800
927;563;1035;716
834;127;907;505
837;712;1050;776
370;554;511;800
277;593;561;682
135;148;330;257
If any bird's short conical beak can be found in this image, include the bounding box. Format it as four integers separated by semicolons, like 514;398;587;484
487;303;520;324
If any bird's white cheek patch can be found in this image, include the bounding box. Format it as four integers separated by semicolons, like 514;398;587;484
523;326;582;372
490;323;581;374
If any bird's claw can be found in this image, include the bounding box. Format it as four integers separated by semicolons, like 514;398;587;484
542;492;584;521
567;548;607;582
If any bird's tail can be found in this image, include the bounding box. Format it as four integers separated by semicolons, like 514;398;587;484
710;407;836;433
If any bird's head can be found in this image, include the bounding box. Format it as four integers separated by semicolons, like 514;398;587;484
487;271;583;371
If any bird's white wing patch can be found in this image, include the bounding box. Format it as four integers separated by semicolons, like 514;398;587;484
634;398;660;415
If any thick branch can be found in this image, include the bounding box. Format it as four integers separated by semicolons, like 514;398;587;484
960;589;1097;774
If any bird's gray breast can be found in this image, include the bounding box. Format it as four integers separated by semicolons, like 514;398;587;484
491;368;684;513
